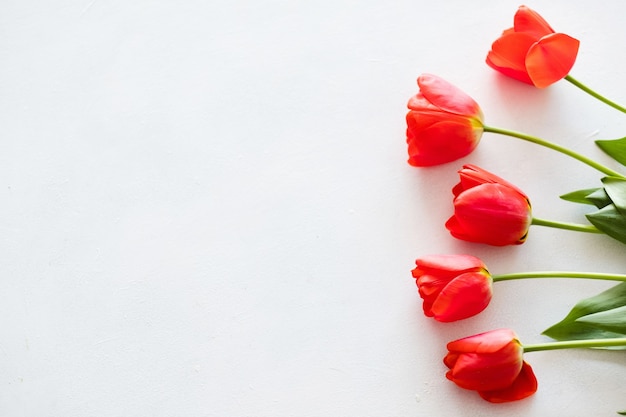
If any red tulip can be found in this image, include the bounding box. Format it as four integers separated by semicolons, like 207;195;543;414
412;254;492;322
406;74;484;167
486;6;579;88
446;165;532;246
444;329;538;403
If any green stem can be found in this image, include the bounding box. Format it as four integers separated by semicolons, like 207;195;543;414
565;75;626;114
531;217;603;233
523;337;626;353
493;271;626;283
483;125;625;179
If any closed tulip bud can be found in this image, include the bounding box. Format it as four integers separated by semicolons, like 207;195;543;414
446;165;532;246
444;329;538;403
405;74;484;167
412;254;492;322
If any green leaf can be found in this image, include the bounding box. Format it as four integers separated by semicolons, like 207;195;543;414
543;282;626;346
560;187;612;208
602;176;626;214
560;188;601;205
618;410;626;415
585;188;612;209
596;137;626;166
586;204;626;244
576;305;626;333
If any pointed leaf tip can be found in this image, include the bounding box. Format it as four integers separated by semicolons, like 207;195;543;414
596;137;626;166
543;282;626;347
560;187;601;205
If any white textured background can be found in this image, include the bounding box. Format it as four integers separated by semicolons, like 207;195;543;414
1;0;626;416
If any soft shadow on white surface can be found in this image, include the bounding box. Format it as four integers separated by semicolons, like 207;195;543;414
1;0;626;416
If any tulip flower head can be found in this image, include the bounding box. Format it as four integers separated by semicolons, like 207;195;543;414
444;329;538;403
446;165;532;246
486;5;580;88
412;254;492;322
406;74;484;167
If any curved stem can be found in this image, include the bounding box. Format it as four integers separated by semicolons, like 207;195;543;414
565;75;626;114
493;271;626;283
483;125;625;179
531;217;603;233
523;337;626;353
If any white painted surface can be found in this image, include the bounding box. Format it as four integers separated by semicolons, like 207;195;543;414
1;0;625;415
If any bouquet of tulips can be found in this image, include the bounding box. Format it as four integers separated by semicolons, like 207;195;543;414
406;6;626;414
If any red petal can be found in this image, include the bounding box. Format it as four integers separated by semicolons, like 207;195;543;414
446;328;518;354
446;346;523;391
416;274;450;295
513;5;554;38
416;74;482;117
444;215;470;241
486;32;536;85
406;119;482;167
414;254;486;276
443;352;459;369
455;165;528;198
430;272;492;322
407;92;441;112
478;361;538;403
406;110;449;135
526;33;580;88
